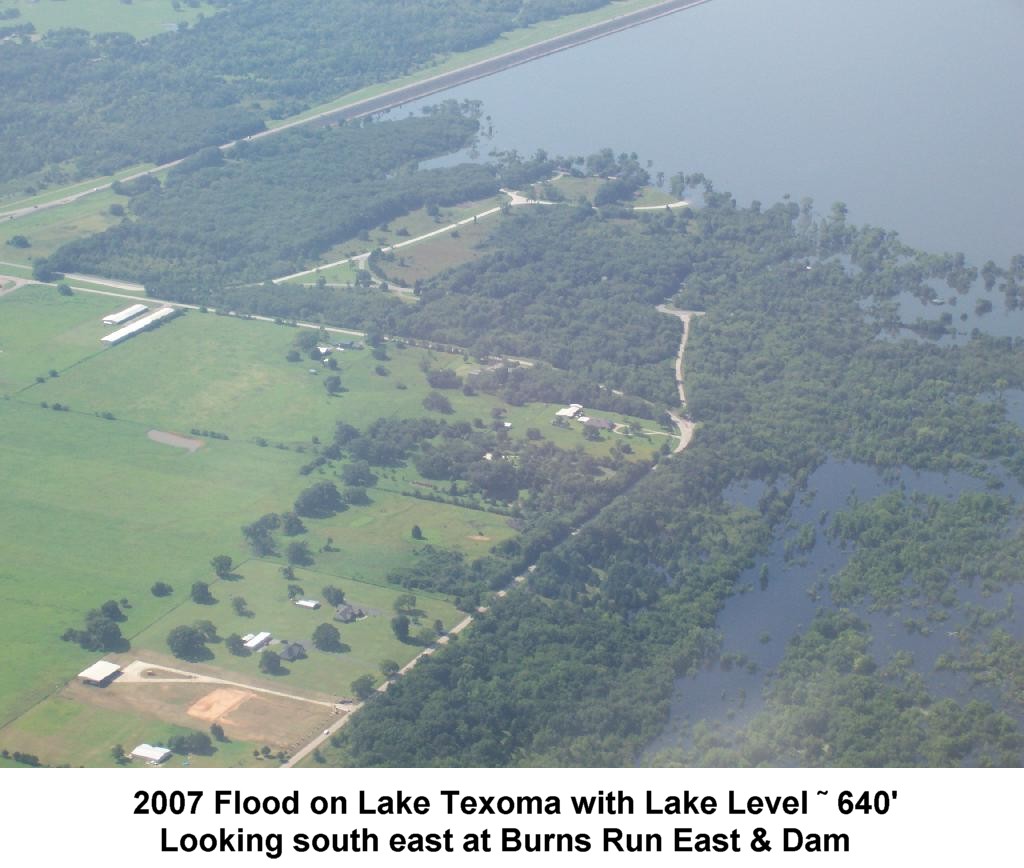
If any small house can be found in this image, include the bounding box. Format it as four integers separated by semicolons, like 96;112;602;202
333;604;365;624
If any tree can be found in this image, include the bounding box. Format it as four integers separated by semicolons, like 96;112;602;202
393;593;417;614
391;614;410;642
293;481;344;518
167;624;206;660
286;540;313;566
150;581;173;597
111;744;125;764
231;596;251;617
322;585;346;606
324;374;342;394
286;350;301;362
411;524;423;540
225;633;246;655
380;659;400;679
259;649;283;674
190;581;215;604
312;623;342;652
99;599;124;621
7;234;29;248
340;460;376;487
193;620;218;642
210;554;233;577
57;283;73;296
422;391;453;414
351;674;376;700
281;511;306;536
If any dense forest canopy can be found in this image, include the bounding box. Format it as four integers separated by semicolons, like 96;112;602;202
0;0;612;185
326;184;1024;766
41;104;499;293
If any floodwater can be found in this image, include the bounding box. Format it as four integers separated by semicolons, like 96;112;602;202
401;0;1024;752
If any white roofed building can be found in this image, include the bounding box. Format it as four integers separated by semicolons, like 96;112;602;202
102;304;148;325
243;631;271;651
77;660;122;686
131;744;171;764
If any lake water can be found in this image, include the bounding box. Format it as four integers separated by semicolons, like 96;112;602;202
407;0;1024;266
402;0;1024;754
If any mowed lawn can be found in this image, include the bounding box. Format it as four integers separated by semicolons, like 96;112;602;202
0;695;262;768
0;286;116;393
130;559;461;698
7;0;216;39
0;399;303;732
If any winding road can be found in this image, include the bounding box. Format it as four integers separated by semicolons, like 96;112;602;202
657;303;705;452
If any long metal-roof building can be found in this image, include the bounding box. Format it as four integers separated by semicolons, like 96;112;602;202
102;303;148;325
101;306;177;345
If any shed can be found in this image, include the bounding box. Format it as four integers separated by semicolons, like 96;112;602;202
294;599;320;610
102;303;148;325
131;744;171;764
77;660;122;686
279;642;307;662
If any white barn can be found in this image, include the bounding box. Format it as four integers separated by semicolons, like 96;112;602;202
102;304;148;325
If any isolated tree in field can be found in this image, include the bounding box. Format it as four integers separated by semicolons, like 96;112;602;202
150;581;173;597
351;675;376;701
286;540;313;566
210;555;233;578
293;480;343;518
322;585;345;606
190;581;215;604
422;391;453;414
167;624;206;660
57;283;73;296
231;596;251;617
324;374;342;395
312;623;342;652
111;744;125;764
410;524;423;540
259;649;283;675
225;633;246;655
210;723;226;742
391;614;410;643
380;660;400;679
286;583;304;599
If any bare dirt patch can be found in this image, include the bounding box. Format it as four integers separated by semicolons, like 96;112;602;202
187;687;251;723
467;534;491;541
64;678;333;749
148;429;203;452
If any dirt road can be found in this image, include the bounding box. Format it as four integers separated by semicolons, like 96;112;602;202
657;304;705;452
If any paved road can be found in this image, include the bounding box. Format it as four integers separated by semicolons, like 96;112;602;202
0;0;710;224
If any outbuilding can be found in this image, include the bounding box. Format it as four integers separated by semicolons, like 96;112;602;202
243;631;272;651
77;660;122;687
131;744;172;764
294;599;320;610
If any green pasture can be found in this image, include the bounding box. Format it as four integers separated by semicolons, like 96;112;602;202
131;559;460;697
292;487;518;584
0;398;302;728
9;0;215;39
0;285;119;393
377;215;501;285
0;694;261;768
1;187;127;266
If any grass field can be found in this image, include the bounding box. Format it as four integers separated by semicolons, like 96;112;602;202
0;283;655;764
0;286;116;393
130;559;461;698
9;0;215;39
1;187;127;266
